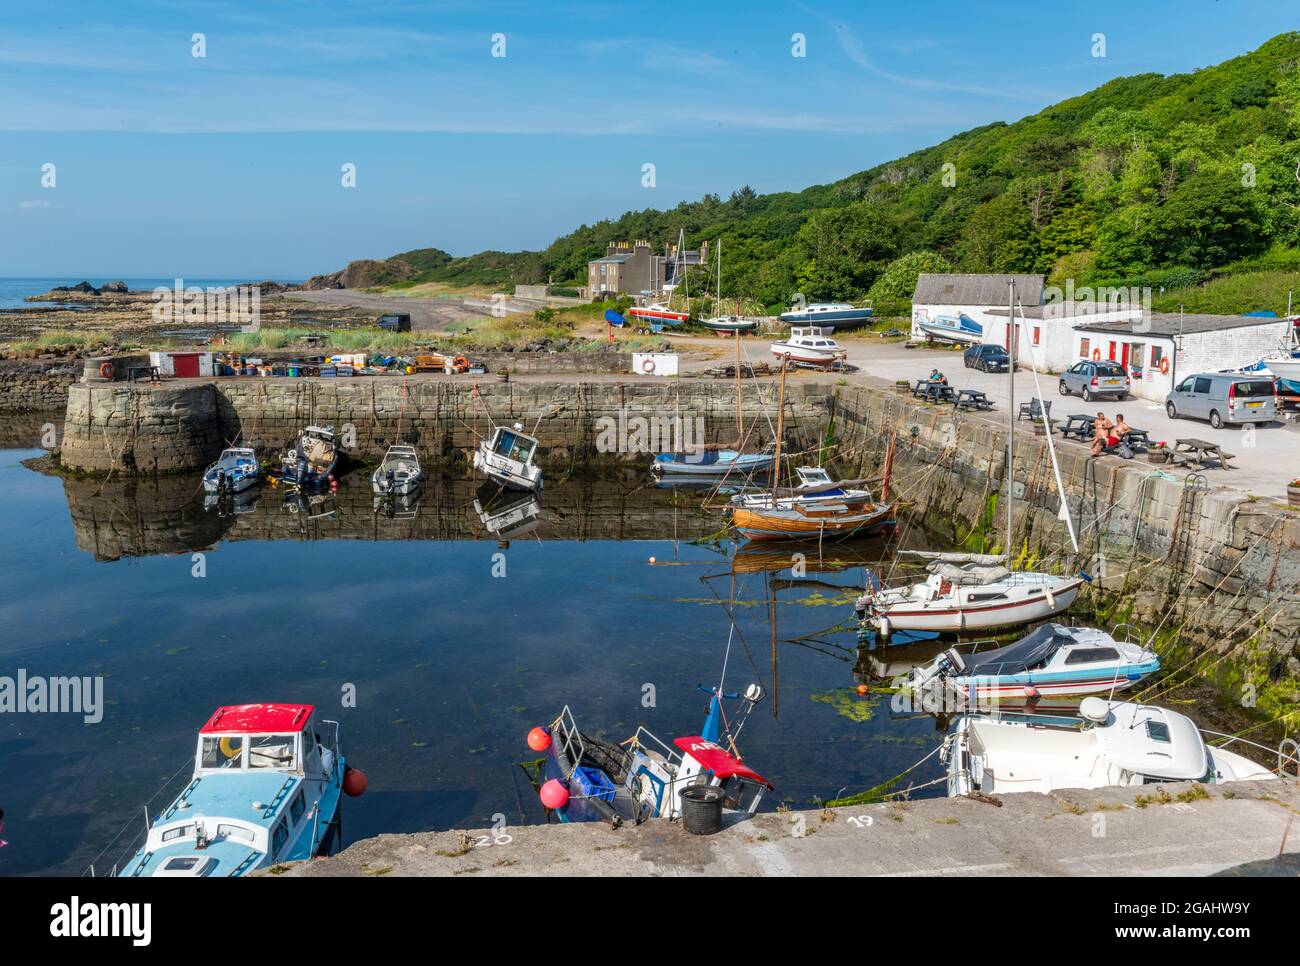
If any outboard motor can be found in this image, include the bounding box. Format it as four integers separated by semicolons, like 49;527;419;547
908;647;966;691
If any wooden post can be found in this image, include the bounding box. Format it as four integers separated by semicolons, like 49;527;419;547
770;357;788;502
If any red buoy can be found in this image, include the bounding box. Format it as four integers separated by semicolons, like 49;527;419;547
343;766;368;797
539;779;569;810
527;726;552;752
1023;685;1039;699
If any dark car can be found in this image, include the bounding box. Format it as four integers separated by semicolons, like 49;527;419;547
963;343;1012;372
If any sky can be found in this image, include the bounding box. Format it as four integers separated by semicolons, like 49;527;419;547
1;1;1297;278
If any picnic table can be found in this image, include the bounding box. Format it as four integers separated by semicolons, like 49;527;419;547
1171;438;1235;469
916;382;956;404
127;365;161;383
1017;398;1052;421
1060;414;1095;441
955;388;993;411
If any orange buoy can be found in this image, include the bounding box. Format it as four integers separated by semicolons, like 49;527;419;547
539;779;569;810
856;684;869;696
527;727;552;752
99;361;115;380
343;766;368;797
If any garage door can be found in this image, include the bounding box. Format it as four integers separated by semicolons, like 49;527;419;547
172;354;200;378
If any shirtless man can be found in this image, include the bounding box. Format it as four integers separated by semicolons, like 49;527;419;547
1090;412;1115;457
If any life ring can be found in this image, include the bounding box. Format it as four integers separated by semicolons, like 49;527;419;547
1158;357;1169;375
1091;348;1101;362
641;357;656;374
219;736;241;759
98;361;115;380
453;355;469;372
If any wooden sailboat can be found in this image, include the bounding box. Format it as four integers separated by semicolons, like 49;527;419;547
729;365;896;542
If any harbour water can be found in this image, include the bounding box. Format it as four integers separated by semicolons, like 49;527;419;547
0;451;946;876
0;277;302;310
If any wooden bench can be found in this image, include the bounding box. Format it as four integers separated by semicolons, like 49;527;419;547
1171;438;1235;469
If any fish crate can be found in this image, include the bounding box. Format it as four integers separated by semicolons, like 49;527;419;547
572;766;617;803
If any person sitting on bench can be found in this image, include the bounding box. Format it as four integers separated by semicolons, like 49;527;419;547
1090;412;1115;458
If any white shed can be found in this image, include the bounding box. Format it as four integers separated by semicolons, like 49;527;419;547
985;301;1144;373
1070;314;1290;402
910;273;1045;345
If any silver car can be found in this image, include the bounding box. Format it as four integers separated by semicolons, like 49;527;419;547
1165;373;1276;428
1059;360;1131;401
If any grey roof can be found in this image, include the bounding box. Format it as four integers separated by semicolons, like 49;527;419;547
913;273;1045;306
591;254;632;265
985;301;1139;320
1074;313;1288;338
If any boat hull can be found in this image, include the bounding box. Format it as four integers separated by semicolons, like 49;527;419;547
654;451;774;477
732;504;895;542
702;317;758;334
769;343;841;367
628;307;689;325
778;308;873;331
874;578;1084;632
954;662;1160;700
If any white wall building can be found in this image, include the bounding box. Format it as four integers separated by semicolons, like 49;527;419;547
1069;314;1291;402
910;273;1044;344
984;302;1144;373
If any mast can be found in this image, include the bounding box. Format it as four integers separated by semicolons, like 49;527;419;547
770;357;788;503
1006;280;1015;557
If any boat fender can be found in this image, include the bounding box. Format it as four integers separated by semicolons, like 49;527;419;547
539;778;568;810
1044;586;1056;609
343;767;368;797
877;617;891;639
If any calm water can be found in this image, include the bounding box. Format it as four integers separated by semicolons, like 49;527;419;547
0;277;302;309
0;451;947;876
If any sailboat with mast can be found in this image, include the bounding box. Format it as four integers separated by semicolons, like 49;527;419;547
701;239;758;335
856;282;1086;637
729;363;896;541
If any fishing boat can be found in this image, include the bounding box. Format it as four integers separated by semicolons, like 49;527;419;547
116;703;364;877
906;622;1159;702
204;487;260;516
371;444;422;496
778;302;873;331
729;466;873;510
202;447;260;494
943;697;1283;797
770;326;847;368
473;423;543;492
701;315;759;335
474;483;542;540
528;683;771;827
278;425;337;488
652;448;774;478
732;499;895;542
857;552;1085;635
628;303;690;326
916;311;983;345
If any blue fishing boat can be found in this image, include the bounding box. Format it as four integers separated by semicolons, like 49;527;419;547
652;449;774;478
778;302;873;331
202;447;260;494
117;703;364;877
906;623;1160;702
528;683;771;827
916;312;983;345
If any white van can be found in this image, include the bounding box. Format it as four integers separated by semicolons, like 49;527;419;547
1165;373;1276;428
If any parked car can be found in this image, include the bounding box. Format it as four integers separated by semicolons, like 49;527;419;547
1059;360;1131;401
963;344;1013;372
1165;373;1277;428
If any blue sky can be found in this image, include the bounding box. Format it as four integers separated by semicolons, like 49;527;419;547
1;1;1297;278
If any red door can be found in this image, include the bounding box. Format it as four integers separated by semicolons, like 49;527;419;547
1108;341;1117;361
172;353;200;378
1120;343;1129;368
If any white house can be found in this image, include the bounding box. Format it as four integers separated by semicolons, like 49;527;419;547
984;301;1144;373
1069;313;1291;402
910;273;1044;344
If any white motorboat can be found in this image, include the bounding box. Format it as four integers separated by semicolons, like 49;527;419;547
770;326;847;368
473;423;543;492
372;444;423;495
202;447;260;494
729;466;873;510
943;697;1283;796
857;552;1084;635
906;623;1160;702
474;484;542;540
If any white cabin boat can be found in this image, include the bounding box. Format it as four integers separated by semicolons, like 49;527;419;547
770;327;846;368
473;423;543;492
857;553;1083;635
944;698;1282;797
202;447;260;494
729;466;873;510
372;444;422;495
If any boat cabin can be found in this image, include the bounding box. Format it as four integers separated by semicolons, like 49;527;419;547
487;425;537;466
671;736;772;814
121;704;342;877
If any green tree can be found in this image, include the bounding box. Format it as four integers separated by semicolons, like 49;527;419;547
956;194;1038;272
1139;173;1266;268
867;250;953;304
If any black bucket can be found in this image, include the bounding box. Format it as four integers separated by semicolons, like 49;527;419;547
679;785;724;835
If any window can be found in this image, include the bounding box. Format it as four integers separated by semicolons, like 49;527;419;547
161;825;193;843
217;824;255;843
200;735;243;769
1194;377;1212;394
272;818;289;856
1079;338;1090;358
290;788;306;824
1150;345;1163;369
1145;720;1172;743
248;734;296;770
1177;377;1194;392
1064;647;1121;665
1233;380;1274;398
1032;326;1040;346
